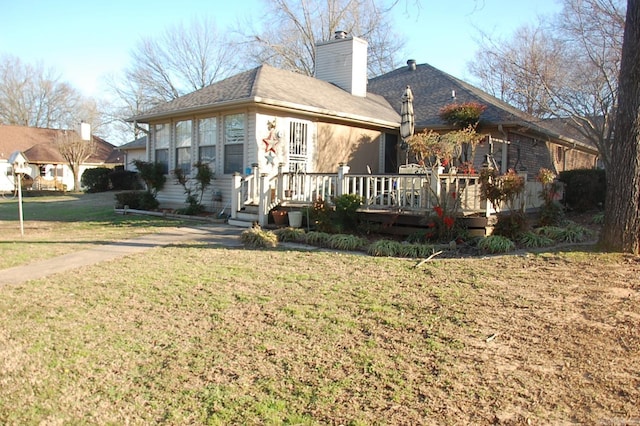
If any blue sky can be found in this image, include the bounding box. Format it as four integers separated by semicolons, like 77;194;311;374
0;0;562;97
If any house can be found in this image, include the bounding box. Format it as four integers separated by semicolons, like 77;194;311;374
129;32;599;225
368;60;599;175
118;136;147;171
129;33;400;211
0;124;123;192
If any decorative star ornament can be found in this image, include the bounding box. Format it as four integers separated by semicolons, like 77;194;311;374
265;151;275;165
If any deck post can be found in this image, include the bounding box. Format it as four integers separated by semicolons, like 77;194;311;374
258;173;269;226
231;172;242;220
251;163;259;203
276;163;285;200
336;163;350;197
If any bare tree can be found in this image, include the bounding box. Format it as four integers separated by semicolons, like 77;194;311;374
239;0;406;77
54;130;97;192
469;23;562;117
600;0;640;253
124;16;239;105
468;0;626;168
0;54;89;129
108;16;238;143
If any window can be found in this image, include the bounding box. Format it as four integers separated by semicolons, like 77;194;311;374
175;120;192;173
224;113;244;174
198;117;217;166
154;123;170;174
289;120;308;173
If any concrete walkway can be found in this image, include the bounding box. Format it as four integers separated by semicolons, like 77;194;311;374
0;224;244;286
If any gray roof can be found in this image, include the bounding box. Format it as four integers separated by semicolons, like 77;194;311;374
119;135;147;151
368;63;598;152
131;65;400;127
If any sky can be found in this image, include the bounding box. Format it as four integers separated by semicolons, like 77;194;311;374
1;0;563;97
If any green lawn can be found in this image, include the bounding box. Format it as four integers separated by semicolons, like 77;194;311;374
0;192;190;269
0;193;638;424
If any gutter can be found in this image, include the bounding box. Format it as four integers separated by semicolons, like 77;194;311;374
127;97;400;130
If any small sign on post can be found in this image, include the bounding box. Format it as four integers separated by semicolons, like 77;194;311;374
8;151;29;237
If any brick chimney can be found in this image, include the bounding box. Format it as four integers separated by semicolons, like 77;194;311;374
315;31;368;97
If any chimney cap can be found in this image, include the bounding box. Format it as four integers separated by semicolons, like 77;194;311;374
334;30;348;39
407;59;417;70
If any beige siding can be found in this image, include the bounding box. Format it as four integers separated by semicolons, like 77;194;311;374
315;122;382;173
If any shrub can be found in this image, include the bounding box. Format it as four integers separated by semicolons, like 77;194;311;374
274;227;307;243
327;234;369;251
333;194;363;232
537;168;565;226
592;212;605;225
518;231;555;248
492;211;528;239
309;198;334;233
305;231;332;247
109;170;141;190
132;160;166;197
477;235;515;254
398;243;436;258
114;191;159;210
557;169;606;212
536;226;564;241
241;226;278;248
173;162;214;215
479;168;525;214
81;167;111;193
555;222;593;243
368;239;403;257
537;222;593;244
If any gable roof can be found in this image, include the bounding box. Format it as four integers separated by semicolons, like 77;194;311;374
368;62;598;153
0;124;121;164
119;135;147;151
131;64;400;128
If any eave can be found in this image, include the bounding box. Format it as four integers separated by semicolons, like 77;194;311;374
128;97;400;130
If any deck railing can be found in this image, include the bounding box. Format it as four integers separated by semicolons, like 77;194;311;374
231;163;537;226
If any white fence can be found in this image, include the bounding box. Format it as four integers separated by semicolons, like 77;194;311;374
232;163;540;226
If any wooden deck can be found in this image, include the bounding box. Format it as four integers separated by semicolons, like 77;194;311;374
230;164;543;228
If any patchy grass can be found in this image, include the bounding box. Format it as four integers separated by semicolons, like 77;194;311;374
0;243;638;424
0;192;192;269
0;193;638;424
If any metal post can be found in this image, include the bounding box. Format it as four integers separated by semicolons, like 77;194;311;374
17;173;24;237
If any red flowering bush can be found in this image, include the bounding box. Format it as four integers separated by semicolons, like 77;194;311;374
422;192;460;242
439;102;487;129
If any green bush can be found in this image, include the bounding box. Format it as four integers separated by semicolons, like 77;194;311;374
309;198;334;233
114;191;159;210
536;222;593;244
327;234;369;251
333;194;363;232
368;239;403;257
241;226;278;248
305;231;332;247
109;170;141;190
492;212;528;239
132;160;166;197
557;169;606;212
81;167;111;193
477;235;515;254
274;227;307;243
398;243;436;258
518;231;555;248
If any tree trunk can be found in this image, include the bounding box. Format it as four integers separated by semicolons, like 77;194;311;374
600;0;640;254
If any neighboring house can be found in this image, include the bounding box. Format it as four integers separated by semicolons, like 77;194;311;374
118;136;147;171
0;124;123;192
368;60;599;175
129;32;599;221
